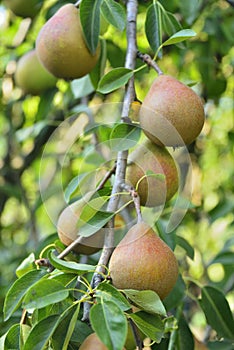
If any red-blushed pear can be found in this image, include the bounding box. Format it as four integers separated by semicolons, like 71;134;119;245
109;221;179;300
4;0;42;18
140;75;205;147
15;49;57;95
36;4;100;79
79;333;126;350
126;140;179;207
57;194;104;255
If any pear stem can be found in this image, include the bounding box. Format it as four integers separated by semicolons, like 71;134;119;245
120;183;143;223
137;51;163;75
74;0;82;8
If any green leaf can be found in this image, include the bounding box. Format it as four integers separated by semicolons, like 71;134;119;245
64;173;93;203
96;283;131;311
162;29;197;46
90;300;128;350
199;285;234;340
16;253;36;278
71;75;94;99
62;304;80;350
48;250;96;273
176;314;194;350
109;123;141;151
179;0;203;25
176;236;194;260
22;279;69;310
162;11;183;37
90;38;107;89
122;289;166;316
4;269;48;321
2;324;20;350
23;314;61;350
145;3;162;55
97;68;133;94
80;0;102;54
129;311;164;343
78;209;115;237
209;251;234;266
101;0;126;31
163;274;186;311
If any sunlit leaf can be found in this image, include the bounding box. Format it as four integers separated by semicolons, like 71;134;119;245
109;123;141;151
48;250;96;273
145;2;162;55
101;0;126;31
97;68;133;94
129;311;164;343
96;283;131;311
162;29;196;46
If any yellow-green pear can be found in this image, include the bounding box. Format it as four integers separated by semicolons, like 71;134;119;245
36;4;100;79
15;49;57;95
126;140;179;207
57;194;104;255
140;75;205;147
4;0;42;18
109;222;179;300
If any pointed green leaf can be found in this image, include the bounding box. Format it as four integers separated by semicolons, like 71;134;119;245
162;11;183;37
80;0;102;54
2;324;20;350
22;279;69;310
48;250;96;273
109;123;141;151
4;269;48;321
162;29;197;46
129;311;164;343
62;304;80;350
199;286;234;340
96;283;131;311
23;314;60;350
122;289;166;316
145;3;162;55
97;68;133;94
176;314;194;350
176;236;194;260
101;0;126;31
16;253;36;278
90;300;128;350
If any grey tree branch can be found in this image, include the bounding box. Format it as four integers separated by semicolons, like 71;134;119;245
82;0;138;322
137;51;163;75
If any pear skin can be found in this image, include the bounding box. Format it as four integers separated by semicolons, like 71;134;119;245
140;75;205;147
15;50;57;95
126;140;179;207
109;222;178;300
36;4;100;79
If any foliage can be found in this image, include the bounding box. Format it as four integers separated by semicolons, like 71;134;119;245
0;0;234;349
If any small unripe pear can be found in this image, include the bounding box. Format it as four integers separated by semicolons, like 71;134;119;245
36;4;100;79
140;75;205;147
57;194;104;255
109;222;178;300
79;333;126;350
126;140;179;207
4;0;42;18
15;49;57;95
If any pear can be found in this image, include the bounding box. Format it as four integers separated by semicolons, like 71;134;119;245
79;333;126;350
140;75;205;147
109;222;178;300
36;4;100;79
15;49;57;95
57;194;104;255
126;140;179;207
4;0;42;18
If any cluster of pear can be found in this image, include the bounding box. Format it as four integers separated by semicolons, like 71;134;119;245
12;3;100;94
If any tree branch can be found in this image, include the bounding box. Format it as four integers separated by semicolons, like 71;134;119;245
82;0;138;322
137;51;163;75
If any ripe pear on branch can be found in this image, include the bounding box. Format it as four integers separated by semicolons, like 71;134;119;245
36;4;100;79
109;221;178;300
140;75;205;147
126;140;179;207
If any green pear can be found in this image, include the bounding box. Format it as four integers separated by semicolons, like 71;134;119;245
140;75;205;147
126;140;179;207
4;0;42;18
15;49;57;95
36;4;100;79
109;221;178;300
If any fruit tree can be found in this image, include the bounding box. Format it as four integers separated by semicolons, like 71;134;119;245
0;1;234;350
